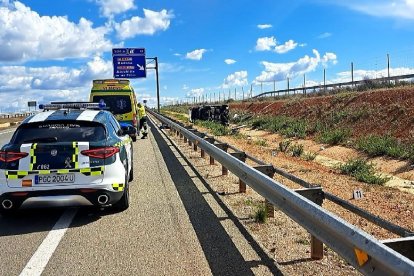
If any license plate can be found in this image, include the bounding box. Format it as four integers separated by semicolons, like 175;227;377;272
35;174;75;184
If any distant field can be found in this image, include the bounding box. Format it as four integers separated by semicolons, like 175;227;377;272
0;116;27;125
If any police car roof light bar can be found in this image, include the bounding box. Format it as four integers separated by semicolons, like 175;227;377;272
39;102;106;111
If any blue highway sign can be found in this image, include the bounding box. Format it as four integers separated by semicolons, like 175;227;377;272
112;48;146;78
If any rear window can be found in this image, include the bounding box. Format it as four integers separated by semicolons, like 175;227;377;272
92;95;132;115
11;122;106;144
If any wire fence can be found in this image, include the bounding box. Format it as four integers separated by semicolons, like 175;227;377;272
179;51;414;105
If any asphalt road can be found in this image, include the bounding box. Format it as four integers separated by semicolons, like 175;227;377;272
0;122;280;276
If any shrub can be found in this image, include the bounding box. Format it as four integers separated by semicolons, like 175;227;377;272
290;143;304;157
318;128;351;145
338;159;390;185
355;135;408;159
302;152;317;161
279;140;291;152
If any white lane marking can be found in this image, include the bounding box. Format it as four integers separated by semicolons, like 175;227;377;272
0;129;16;135
19;208;78;276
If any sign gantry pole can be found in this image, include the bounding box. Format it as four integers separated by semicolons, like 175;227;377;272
145;57;160;112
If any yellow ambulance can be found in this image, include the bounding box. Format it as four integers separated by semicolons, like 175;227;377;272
90;79;139;141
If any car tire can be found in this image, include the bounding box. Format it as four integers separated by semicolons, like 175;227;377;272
113;181;129;211
128;164;134;182
128;146;134;182
131;135;137;142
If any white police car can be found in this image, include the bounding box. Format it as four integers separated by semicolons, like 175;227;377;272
0;102;134;215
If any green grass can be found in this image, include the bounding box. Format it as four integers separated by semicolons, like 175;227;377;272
338;158;390;185
195;120;230;136
317;128;351;145
254;139;268;147
355;135;412;160
249;116;309;139
254;204;267;223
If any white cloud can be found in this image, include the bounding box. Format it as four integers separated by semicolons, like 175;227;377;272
254;49;338;82
328;0;414;20
0;1;113;62
96;0;135;18
255;36;277;51
224;59;236;65
186;88;204;97
274;39;298;54
317;32;332;39
257;24;272;29
114;9;173;39
333;67;414;83
185;49;207;60
0;56;113;112
255;36;298;54
322;52;338;65
182;84;189;90
173;53;181;56
222;71;248;88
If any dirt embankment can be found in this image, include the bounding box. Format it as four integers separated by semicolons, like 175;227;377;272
230;87;414;142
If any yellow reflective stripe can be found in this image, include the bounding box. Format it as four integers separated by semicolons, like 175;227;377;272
57;169;69;174
29;143;37;171
90;171;102;176
112;183;124;191
7;175;18;180
39;170;50;175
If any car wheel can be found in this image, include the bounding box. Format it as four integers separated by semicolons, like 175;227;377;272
113;181;129;212
128;146;134;182
128;164;134;182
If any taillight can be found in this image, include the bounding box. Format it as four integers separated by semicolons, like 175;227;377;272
81;147;119;159
132;113;137;126
0;151;28;162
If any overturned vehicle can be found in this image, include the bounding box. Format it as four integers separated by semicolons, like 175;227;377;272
189;105;229;125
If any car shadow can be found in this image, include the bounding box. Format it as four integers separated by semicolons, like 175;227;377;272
0;206;116;237
150;119;283;276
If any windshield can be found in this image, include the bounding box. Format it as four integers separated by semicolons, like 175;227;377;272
92;95;132;115
11;121;106;144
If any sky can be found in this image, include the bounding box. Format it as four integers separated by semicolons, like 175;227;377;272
1;0;414;110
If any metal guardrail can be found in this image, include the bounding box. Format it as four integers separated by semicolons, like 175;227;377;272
149;109;414;276
162;114;414;238
253;73;414;99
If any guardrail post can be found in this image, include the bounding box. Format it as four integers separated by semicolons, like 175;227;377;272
205;137;215;164
193;131;206;152
254;165;276;218
230;152;247;193
295;187;325;260
216;143;229;175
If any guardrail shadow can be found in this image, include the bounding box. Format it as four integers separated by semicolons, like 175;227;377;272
150;120;283;276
